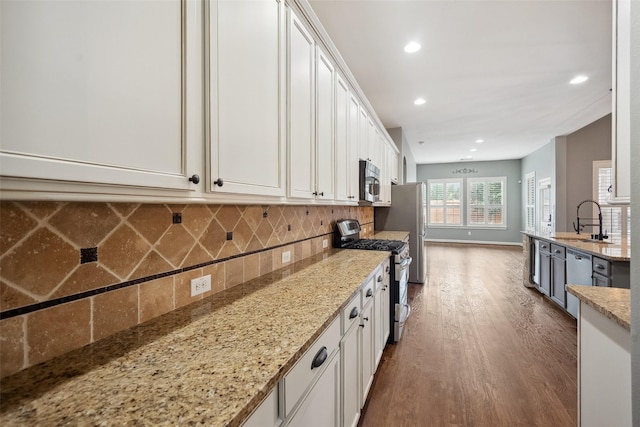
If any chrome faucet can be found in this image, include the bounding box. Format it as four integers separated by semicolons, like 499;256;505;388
572;199;607;241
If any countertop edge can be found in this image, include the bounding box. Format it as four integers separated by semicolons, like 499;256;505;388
566;285;631;331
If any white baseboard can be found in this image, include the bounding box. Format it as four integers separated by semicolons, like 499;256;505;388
425;238;523;247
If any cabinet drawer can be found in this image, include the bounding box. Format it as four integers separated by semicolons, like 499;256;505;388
283;315;341;417
341;292;361;335
550;244;565;259
361;275;375;307
592;257;610;276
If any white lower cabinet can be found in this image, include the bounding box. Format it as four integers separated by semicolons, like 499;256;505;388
242;387;281;427
285;352;340;427
359;299;375;407
340;293;362;427
243;262;389;427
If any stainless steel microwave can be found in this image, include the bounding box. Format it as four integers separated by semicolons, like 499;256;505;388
359;160;380;203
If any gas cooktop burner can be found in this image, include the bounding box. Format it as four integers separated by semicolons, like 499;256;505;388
344;239;406;253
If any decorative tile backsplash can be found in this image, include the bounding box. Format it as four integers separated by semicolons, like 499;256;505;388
0;201;374;378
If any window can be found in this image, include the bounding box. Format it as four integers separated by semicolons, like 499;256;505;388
525;172;535;232
467;177;506;227
593;161;630;236
428;179;462;226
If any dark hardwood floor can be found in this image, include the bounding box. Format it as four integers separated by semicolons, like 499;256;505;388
359;243;577;427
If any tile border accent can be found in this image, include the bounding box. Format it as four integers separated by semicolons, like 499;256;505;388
0;231;340;321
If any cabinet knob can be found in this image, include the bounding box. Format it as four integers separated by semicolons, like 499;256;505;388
377;275;383;282
319;191;324;196
595;264;605;270
348;196;355;199
188;174;200;184
386;266;390;273
366;288;373;298
213;178;224;187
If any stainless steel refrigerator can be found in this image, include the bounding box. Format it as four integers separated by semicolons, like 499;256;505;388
374;182;427;284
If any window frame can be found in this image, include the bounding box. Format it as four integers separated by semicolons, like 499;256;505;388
466;176;507;229
427;178;463;227
525;172;536;233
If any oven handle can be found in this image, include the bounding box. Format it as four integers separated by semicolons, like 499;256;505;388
399;256;413;268
399;303;412;324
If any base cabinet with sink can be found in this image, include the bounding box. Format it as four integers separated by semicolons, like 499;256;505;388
242;260;389;427
526;234;630;318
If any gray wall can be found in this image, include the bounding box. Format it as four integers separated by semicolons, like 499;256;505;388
562;114;612;231
387;127;417;183
417;159;522;244
520;139;557;231
630;0;639;421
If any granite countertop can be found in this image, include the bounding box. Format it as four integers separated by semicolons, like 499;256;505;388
566;285;631;330
0;249;390;426
373;230;410;241
523;231;631;261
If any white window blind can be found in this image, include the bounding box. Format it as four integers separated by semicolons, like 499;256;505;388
467;177;506;227
525;172;535;232
428;179;462;226
593;160;630;236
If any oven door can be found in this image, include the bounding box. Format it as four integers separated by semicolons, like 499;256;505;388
393;256;412;341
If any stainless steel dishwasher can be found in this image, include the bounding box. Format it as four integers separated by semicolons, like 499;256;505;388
565;249;592;318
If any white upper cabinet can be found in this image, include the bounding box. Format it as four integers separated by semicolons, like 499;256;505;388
335;75;351;202
0;0;198;196
348;94;361;201
287;9;336;202
358;107;371;162
287;9;316;199
209;0;285;198
611;0;630;203
315;48;335;200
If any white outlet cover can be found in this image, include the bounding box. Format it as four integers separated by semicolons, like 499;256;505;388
282;251;291;263
322;239;328;248
190;274;212;297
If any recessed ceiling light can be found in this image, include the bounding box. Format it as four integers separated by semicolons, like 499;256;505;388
466;155;473;159
470;148;477;152
414;98;426;105
570;75;589;84
404;42;421;53
475;139;484;143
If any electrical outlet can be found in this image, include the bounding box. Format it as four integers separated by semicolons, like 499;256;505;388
322;239;328;248
282;250;291;264
190;275;211;297
468;231;472;236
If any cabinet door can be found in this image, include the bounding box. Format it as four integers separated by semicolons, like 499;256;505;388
286;352;340;427
242;386;281;427
335;75;350;202
315;48;334;200
539;252;551;296
210;0;285;197
348;94;360;201
287;10;315;199
359;301;374;408
358;107;370;161
381;265;391;346
0;0;193;193
551;256;566;307
390;149;399;184
373;286;383;367
341;322;360;427
611;0;631;202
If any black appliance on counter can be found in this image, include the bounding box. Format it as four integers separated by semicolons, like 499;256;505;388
334;219;412;343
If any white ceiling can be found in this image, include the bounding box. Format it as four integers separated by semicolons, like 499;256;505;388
308;0;613;164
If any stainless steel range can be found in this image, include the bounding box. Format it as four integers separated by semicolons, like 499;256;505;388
334;219;412;343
